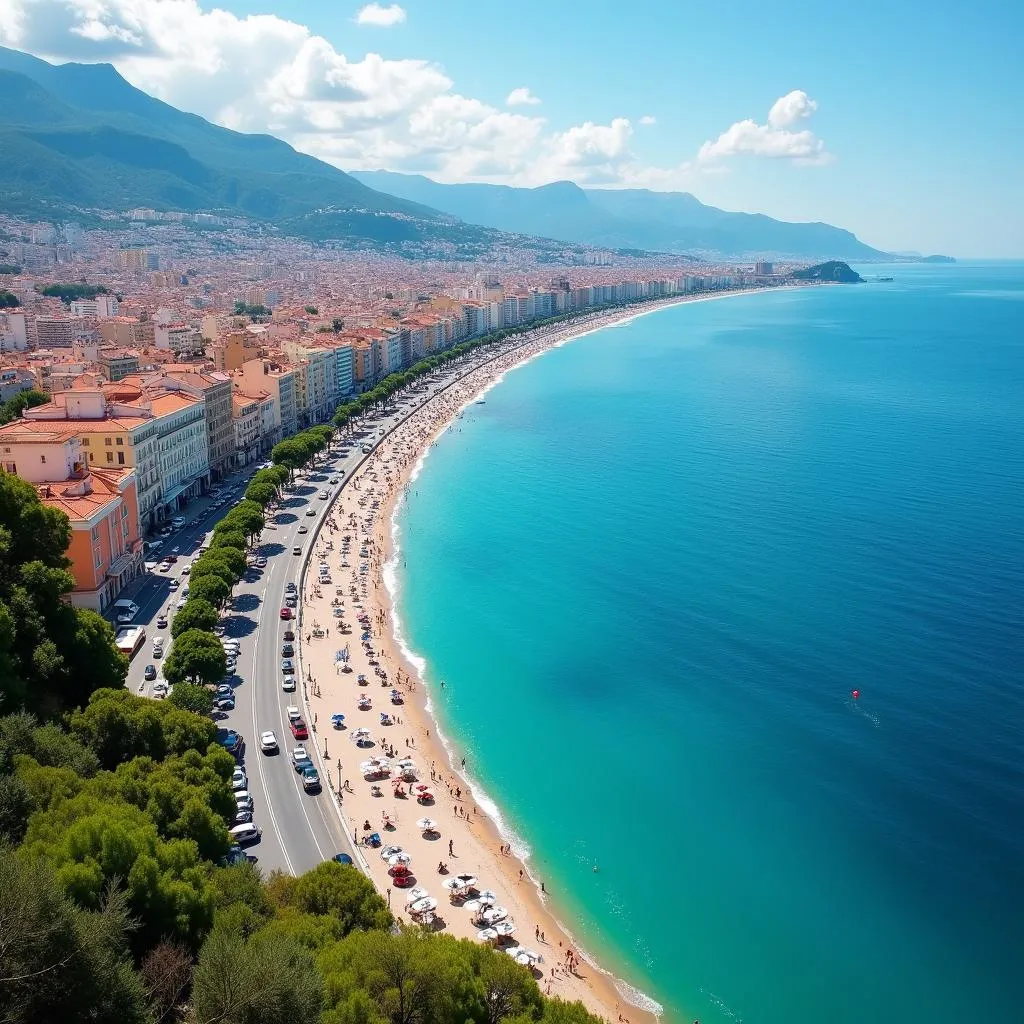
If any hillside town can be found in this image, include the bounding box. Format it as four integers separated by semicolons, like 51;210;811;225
0;211;784;614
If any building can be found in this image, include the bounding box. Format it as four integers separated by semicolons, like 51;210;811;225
118;248;150;272
97;349;140;382
70;294;119;318
231;393;261;466
98;317;152;348
0;310;29;353
0;366;36;403
211;329;263;373
237;359;297;445
34;316;77;349
755;261;774;277
282;342;337;425
0;429;143;609
154;321;203;356
148;391;210;512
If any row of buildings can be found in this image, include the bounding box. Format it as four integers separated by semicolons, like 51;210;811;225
0;218;765;614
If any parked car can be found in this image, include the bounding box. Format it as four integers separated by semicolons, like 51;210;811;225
333;853;354;866
281;642;294;657
152;638;164;657
144;664;157;681
169;578;179;591
290;718;308;740
282;675;296;692
283;629;295;641
157;614;168;629
298;526;308;534
305;508;316;517
229;822;260;845
301;765;321;791
260;731;279;753
280;607;292;620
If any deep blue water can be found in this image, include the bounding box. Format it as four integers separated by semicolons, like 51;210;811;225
394;264;1024;1024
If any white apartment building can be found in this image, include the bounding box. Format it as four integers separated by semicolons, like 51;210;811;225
70;295;119;317
232;393;261;466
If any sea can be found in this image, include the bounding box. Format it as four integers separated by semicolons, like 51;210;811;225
391;262;1024;1024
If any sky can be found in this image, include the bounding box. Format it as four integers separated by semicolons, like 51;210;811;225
1;0;1022;256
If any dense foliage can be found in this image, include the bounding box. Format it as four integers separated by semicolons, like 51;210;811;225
0;388;49;426
0;693;601;1024
0;472;127;713
0;289;19;308
37;282;111;303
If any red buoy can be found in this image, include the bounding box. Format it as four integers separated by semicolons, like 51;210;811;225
851;689;860;700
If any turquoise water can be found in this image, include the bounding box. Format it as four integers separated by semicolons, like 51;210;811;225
394;264;1024;1024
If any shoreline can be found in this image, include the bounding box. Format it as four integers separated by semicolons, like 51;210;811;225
298;287;783;1024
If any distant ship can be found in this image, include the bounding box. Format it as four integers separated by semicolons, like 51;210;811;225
875;276;894;282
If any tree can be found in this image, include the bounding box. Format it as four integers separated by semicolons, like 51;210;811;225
244;480;277;508
211;528;248;553
287;860;391;935
0;850;151;1024
167;681;214;717
170;597;219;638
187;574;230;610
163;629;227;686
194;546;247;584
192;927;323;1024
304;305;318;315
0;388;49;425
271;437;311;475
219;500;264;542
140;939;194;1024
0;290;20;308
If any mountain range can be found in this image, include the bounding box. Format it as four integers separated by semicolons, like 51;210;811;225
0;44;895;260
351;170;888;260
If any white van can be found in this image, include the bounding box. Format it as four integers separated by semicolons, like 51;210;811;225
113;598;139;623
229;822;261;845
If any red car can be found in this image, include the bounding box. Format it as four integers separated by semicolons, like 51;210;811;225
290;718;308;740
280;607;292;620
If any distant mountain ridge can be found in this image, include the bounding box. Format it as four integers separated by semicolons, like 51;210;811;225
352;169;890;261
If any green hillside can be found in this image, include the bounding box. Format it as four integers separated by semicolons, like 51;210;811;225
0;48;450;235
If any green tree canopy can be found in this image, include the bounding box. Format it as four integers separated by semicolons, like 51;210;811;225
167;681;214;717
187;574;231;610
0;289;20;309
211;528;248;553
170;597;219;638
163;629;227;686
244;480;277;508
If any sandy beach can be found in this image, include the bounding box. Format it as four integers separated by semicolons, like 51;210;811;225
294;289;772;1023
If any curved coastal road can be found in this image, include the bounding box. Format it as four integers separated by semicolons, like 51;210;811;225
120;318;595;875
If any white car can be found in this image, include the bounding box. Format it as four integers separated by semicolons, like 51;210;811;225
169;578;179;591
181;563;192;575
152;638;164;657
152;680;168;698
234;790;253;811
229;822;260;845
172;517;186;528
159;561;171;573
260;730;278;753
222;641;240;654
286;705;301;722
176;595;187;609
231;768;247;791
282;675;296;692
319;490;329;499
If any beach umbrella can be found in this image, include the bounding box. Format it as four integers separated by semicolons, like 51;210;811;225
476;928;498;943
455;874;477;888
331;713;345;723
416;788;434;802
515;950;541;966
351;727;370;739
409;896;438;914
397;758;416;769
462;898;484;911
442;878;467;892
380;845;403;860
387;852;412;867
476;889;498;903
404;887;429;904
482;906;508;924
389;864;411;878
415;817;437;831
411;783;430;794
494;921;516;937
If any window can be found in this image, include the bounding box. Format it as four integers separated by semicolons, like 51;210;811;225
104;437;112;446
81;437;89;446
88;453;94;463
40;455;45;464
106;452;113;464
117;452;125;465
116;437;123;445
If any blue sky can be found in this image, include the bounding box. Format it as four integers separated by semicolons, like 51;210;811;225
3;0;1022;255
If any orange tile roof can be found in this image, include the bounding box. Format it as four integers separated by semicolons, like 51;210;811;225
37;467;133;522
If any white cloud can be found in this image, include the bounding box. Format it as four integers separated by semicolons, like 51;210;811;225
639;115;656;126
768;89;817;128
506;86;540;107
0;2;832;191
355;3;406;27
698;90;830;164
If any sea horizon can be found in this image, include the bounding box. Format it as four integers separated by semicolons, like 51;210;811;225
390;262;1024;1024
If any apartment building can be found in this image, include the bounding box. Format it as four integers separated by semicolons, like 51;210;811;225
97;349;140;382
282;341;337;425
99;317;153;348
236;358;297;444
159;369;234;481
0;428;143;609
34;315;78;349
0;366;36;403
148;391;209;510
231;393;261;466
0;311;29;353
211;328;263;372
70;295;119;318
154;322;203;356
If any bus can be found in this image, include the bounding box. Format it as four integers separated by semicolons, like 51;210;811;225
115;626;146;659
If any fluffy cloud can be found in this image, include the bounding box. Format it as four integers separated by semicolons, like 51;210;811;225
0;1;832;189
355;4;406;27
639;115;657;126
506;87;540;107
698;90;830;165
